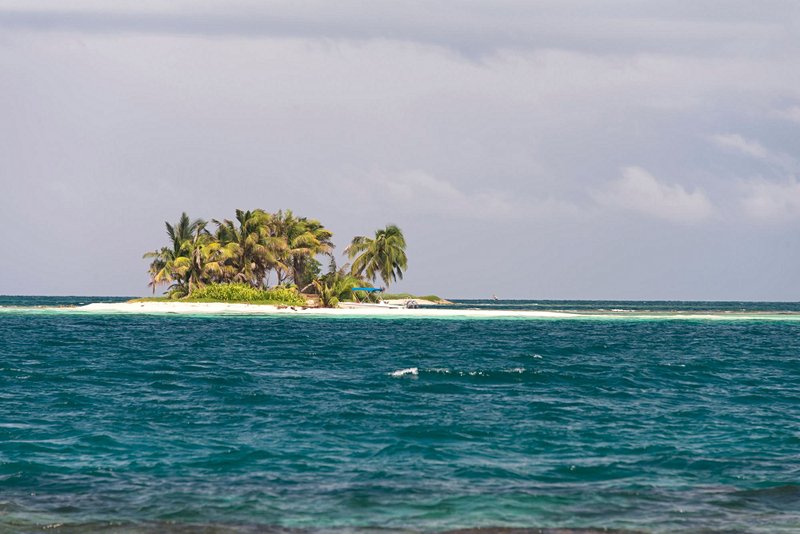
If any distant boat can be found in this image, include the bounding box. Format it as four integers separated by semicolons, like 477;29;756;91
491;294;499;301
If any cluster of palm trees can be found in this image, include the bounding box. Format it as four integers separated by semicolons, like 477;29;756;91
144;210;407;300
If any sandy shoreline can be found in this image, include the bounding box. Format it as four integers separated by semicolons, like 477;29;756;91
76;301;577;318
3;301;798;321
12;302;785;321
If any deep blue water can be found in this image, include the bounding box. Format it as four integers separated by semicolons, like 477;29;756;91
1;298;800;532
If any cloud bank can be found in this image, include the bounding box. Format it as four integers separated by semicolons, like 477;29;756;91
1;1;800;299
595;167;713;222
740;178;800;221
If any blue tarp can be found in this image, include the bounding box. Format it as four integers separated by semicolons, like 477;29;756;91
352;287;382;292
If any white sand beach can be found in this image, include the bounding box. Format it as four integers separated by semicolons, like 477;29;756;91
77;301;576;318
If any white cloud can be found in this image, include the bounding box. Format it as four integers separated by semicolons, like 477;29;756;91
710;133;771;160
341;170;508;219
344;170;579;220
710;133;797;172
740;177;800;221
594;166;713;222
773;105;800;124
381;170;512;218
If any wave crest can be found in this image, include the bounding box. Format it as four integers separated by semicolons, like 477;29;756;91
390;367;419;377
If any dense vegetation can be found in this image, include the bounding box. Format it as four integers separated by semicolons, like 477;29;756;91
144;210;408;306
189;283;307;306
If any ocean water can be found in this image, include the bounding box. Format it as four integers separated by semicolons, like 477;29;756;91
1;298;800;532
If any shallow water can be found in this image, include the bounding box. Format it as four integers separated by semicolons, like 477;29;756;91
1;298;799;532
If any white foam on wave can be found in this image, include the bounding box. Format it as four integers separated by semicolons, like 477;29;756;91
390;367;418;377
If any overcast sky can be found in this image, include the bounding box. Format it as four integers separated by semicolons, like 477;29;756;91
2;1;800;299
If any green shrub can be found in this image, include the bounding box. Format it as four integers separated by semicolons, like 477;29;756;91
263;286;307;306
189;283;306;306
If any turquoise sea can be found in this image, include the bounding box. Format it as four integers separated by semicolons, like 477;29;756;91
1;297;800;532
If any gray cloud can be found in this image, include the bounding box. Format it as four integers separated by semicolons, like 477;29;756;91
1;1;798;57
2;2;800;299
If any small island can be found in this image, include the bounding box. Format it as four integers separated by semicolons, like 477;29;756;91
139;210;448;308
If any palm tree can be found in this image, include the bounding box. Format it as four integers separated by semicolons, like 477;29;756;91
172;222;230;294
345;224;407;288
269;210;334;288
144;209;355;299
214;209;286;287
311;260;364;307
289;218;334;288
143;246;171;294
167;213;205;257
143;212;205;294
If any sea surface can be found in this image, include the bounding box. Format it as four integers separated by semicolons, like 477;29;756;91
1;297;800;532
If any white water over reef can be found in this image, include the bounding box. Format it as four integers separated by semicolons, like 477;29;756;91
2;300;800;322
